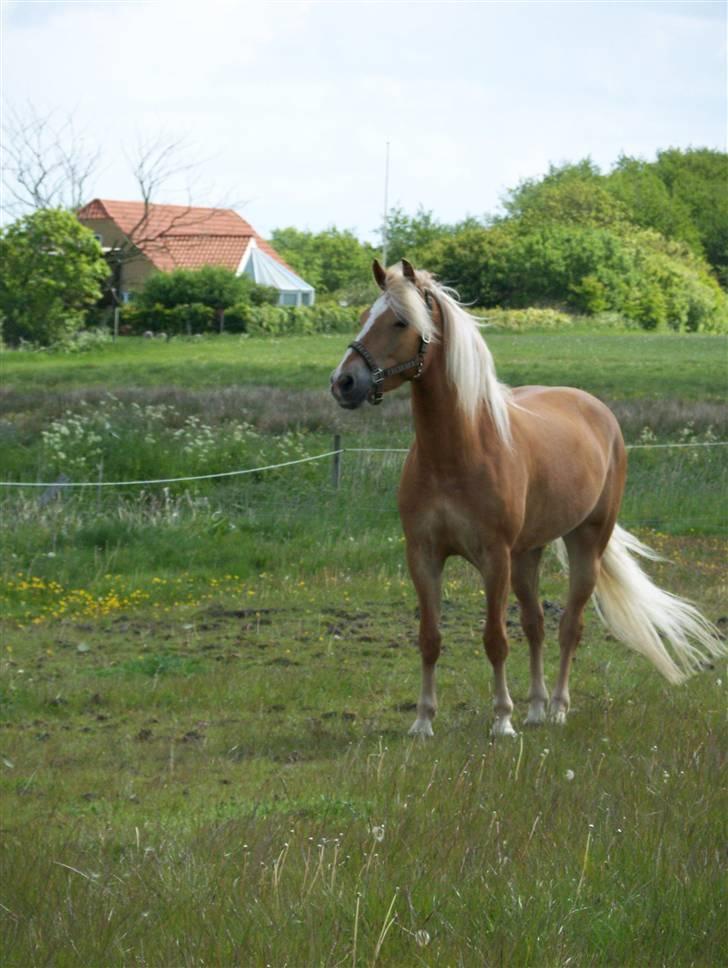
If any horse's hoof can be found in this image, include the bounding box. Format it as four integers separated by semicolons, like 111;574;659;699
408;718;434;738
549;708;567;725
525;705;547;726
491;718;518;738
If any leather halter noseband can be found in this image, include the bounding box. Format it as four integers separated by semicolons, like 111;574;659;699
347;292;433;405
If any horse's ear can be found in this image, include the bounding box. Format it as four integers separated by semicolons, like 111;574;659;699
401;259;417;283
372;259;387;291
424;289;441;328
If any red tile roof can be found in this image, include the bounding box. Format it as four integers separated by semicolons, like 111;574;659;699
77;199;293;274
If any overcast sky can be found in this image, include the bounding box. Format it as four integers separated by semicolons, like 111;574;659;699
1;0;726;241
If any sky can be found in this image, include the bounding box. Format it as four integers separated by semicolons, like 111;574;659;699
1;0;726;241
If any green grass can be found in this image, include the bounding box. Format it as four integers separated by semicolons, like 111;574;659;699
0;546;725;966
0;330;726;965
2;330;727;399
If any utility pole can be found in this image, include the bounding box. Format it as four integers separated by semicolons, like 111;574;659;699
381;141;390;267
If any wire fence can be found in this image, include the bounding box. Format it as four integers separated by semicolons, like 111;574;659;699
1;439;727;489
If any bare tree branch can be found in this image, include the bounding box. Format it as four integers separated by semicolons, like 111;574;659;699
119;133;214;250
2;106;249;299
1;102;101;216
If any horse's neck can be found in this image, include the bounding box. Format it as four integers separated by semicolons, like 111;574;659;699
410;351;496;468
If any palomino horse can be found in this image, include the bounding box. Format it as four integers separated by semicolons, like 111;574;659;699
331;260;723;737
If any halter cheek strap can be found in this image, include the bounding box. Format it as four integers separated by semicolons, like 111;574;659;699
348;332;431;405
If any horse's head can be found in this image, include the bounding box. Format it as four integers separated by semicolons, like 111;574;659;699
330;259;435;409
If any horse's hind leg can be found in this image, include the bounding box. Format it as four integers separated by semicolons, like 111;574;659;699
550;525;602;724
406;545;445;737
511;548;548;725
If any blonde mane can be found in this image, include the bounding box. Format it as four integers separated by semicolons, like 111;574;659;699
383;265;512;443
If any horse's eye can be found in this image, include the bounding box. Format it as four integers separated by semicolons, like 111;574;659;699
394;318;408;329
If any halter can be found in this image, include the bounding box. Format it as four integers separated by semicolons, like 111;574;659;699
347;291;433;405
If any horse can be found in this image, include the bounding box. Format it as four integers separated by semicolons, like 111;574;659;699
330;259;724;737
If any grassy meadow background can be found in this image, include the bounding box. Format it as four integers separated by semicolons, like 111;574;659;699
0;329;726;966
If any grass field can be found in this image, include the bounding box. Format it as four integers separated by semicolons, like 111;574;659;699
2;330;727;399
1;331;726;966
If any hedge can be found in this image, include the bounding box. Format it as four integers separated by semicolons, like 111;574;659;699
120;302;366;337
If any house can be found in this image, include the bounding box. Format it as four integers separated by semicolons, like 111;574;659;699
76;199;315;306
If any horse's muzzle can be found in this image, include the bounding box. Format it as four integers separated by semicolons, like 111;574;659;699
330;367;371;409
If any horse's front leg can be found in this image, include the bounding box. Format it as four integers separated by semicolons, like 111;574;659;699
406;543;445;737
482;544;516;738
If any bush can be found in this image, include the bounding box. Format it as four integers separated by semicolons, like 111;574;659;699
120;303;173;335
217;303;365;337
44;327;114;354
219;304;249;334
478;307;575;331
170;303;215;335
249;285;279;307
120;302;215;335
136;266;279;322
118;302;365;337
422;222;728;332
0;209;109;346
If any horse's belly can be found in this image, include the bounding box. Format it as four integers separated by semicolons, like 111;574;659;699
515;454;617;550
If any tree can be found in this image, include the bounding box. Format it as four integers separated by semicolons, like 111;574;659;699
0;103;100;217
501;163;631;231
501;159;603;221
270;227;374;294
652;148;728;285
605;155;702;253
379;207;453;265
268;228;324;291
2;105;241;302
419;224;514;305
0;209;110;345
501;150;728;288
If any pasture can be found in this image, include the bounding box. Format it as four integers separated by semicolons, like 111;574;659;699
1;331;726;966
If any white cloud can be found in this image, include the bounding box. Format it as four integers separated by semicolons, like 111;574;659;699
1;0;725;238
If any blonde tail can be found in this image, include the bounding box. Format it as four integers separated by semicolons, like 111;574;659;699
590;525;724;684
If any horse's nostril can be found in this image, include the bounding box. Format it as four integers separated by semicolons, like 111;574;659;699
339;374;355;392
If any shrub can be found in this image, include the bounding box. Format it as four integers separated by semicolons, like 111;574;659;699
220;304;249;334
218;303;365;337
136;266;278;324
423;222;728;332
249;285;279;306
0;209;109;346
44;327;114;354
120;303;173;334
479;307;575;331
170;302;215;335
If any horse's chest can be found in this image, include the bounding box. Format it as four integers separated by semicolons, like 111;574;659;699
406;495;488;562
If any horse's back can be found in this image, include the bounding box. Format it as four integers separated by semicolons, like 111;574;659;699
511;385;623;450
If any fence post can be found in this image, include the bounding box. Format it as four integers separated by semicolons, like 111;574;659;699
332;434;342;490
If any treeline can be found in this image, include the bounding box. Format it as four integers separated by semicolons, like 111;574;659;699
272;148;728;331
1;148;726;346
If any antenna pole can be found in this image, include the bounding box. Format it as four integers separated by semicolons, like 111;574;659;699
381;141;390;267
